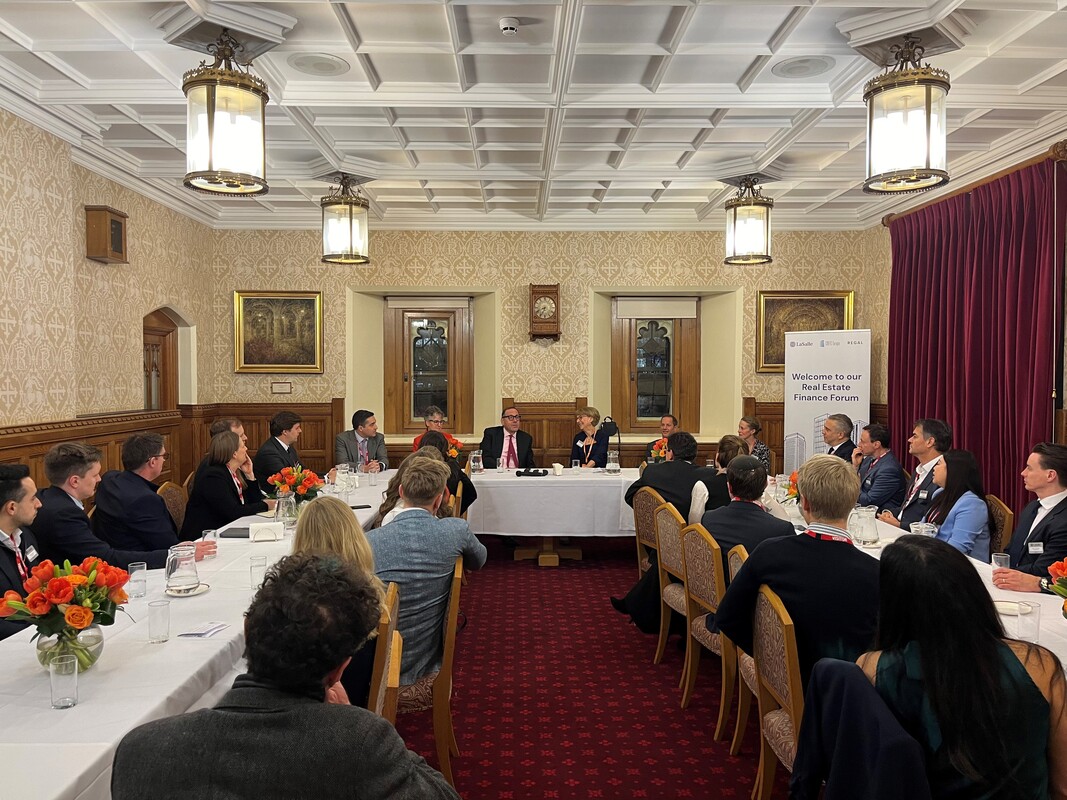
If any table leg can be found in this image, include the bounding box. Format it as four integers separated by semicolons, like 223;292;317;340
513;536;583;567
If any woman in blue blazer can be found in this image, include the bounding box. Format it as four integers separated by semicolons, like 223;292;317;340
571;406;610;468
925;449;991;561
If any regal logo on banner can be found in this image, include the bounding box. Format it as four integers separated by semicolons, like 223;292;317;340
783;330;871;474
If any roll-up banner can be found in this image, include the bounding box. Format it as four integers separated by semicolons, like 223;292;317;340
782;330;871;475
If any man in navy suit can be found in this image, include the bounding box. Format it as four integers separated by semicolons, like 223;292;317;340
479;406;536;470
93;432;183;552
0;464;43;641
33;442;213;570
822;414;856;461
643;414;679;463
253;411;302;494
994;442;1067;593
625;431;717;512
850;423;906;513
881;418;952;529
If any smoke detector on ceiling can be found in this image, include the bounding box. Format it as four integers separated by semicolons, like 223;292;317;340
499;17;520;36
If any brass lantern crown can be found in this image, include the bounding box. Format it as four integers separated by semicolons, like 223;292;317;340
862;35;951;194
182;29;269;196
724;176;774;266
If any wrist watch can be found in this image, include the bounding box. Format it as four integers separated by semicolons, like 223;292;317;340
1040;577;1051;593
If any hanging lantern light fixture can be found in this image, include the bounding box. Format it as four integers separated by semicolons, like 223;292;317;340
724;176;773;265
321;174;370;265
863;34;950;194
182;29;269;196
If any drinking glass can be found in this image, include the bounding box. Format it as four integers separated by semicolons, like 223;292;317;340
250;556;268;589
909;522;937;537
571;459;580;470
1004;601;1041;643
127;561;147;599
992;552;1011;569
470;451;484;474
368;470;378;487
200;529;217;559
148;600;170;644
49;655;78;709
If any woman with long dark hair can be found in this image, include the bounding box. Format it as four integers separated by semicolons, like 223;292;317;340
420;429;477;515
880;449;990;561
858;536;1067;798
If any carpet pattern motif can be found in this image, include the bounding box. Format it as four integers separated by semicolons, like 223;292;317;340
396;538;791;798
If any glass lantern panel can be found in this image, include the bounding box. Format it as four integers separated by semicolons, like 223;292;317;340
635;318;673;421
212;84;265;179
322;203;368;259
410;317;449;419
186;84;210;173
868;84;947;177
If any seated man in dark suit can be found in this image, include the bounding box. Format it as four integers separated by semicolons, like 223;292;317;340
479;406;536;470
822;414;856;461
33;443;213;570
368;458;487;684
715;454;880;687
335;409;389;472
850;423;906;513
112;553;458;800
643;414;678;463
879;418;951;529
994;442;1067;594
253;411;302;495
93;432;184;552
700;454;796;595
624;431;715;512
193;417;258;491
0;464;43;641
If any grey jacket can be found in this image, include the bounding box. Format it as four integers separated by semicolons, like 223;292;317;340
111;675;459;800
335;430;389;469
368;509;487;683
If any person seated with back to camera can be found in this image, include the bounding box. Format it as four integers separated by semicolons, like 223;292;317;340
571;406;610;469
703;435;750;512
182;431;277;539
419;430;477;516
371;450;452;530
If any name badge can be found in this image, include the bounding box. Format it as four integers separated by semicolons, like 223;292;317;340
863;479;873;488
1029;542;1045;555
918;489;929;501
25;546;39;561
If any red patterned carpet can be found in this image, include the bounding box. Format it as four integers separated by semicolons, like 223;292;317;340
396;537;790;799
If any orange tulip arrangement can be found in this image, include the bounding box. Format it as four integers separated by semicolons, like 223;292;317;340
1045;560;1067;619
786;470;799;501
412;432;463;460
650;438;668;462
0;557;129;670
268;466;325;502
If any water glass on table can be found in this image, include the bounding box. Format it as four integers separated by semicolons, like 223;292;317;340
571;459;580;470
148;600;170;644
992;552;1011;569
1003;601;1041;643
909;522;937;537
127;561;147;599
49;655;78;709
200;529;217;558
250;556;268;589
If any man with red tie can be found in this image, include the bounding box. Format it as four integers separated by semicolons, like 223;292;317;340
478;406;536;470
0;464;43;641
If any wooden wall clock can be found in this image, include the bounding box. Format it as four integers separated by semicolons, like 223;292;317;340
529;283;561;340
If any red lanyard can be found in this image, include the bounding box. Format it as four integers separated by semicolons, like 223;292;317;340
801;528;852;544
231;471;245;503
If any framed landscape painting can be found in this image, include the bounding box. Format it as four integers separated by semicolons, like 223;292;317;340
234;291;323;374
756;290;854;373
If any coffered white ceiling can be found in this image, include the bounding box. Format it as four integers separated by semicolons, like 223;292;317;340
3;0;1067;231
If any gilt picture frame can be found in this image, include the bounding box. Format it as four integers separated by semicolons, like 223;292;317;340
234;291;323;374
756;290;854;373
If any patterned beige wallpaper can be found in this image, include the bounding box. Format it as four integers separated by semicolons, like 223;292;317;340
0;105;891;427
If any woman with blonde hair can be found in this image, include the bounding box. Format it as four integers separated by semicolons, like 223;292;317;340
293;495;385;706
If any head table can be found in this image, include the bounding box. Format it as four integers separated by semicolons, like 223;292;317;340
3;481;1066;800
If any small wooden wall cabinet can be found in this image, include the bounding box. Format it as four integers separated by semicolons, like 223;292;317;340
85;205;128;264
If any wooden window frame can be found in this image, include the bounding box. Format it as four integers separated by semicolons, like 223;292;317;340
610;304;700;435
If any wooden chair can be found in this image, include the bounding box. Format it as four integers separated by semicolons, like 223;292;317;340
680;523;732;739
397;557;464;787
86;505;95;520
653;502;688;670
367;583;400;719
156;481;188;532
181;470;195;494
632;487;666;579
382;631;403;725
453;481;464;518
986;493;1014;558
726;545;755;756
752;585;804;800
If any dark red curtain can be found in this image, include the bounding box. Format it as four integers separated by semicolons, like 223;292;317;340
887;160;1065;513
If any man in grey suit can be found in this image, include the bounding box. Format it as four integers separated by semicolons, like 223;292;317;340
368;458;487;684
335;409;389;472
111;553;458;800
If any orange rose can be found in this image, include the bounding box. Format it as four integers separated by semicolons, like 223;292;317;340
79;557;100;574
286;476;297;486
1049;560;1067;581
66;574;89;586
25;590;52;616
296;485;308;495
0;590;21;617
43;577;74;604
30;560;55;582
281;467;293;476
22;575;40;594
64;605;94;630
277;485;290;494
95;570;109;587
108;586;128;605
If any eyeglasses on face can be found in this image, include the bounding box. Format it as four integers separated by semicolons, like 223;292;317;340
153;452;170;462
502;414;521;421
428;418;445;425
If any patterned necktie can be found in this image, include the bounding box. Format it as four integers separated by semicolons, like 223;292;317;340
507;434;517;468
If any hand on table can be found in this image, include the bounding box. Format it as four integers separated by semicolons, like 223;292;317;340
193;540;217;561
581;461;595;469
878;510;901;528
992;567;1041;593
364;460;381;473
264;498;277;511
327;467;337;482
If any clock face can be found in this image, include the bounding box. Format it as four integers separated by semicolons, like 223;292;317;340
534;296;557;319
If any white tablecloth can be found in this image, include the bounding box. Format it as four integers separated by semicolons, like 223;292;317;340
465;468;639;537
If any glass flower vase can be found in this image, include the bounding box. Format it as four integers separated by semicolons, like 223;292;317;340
35;624;105;672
